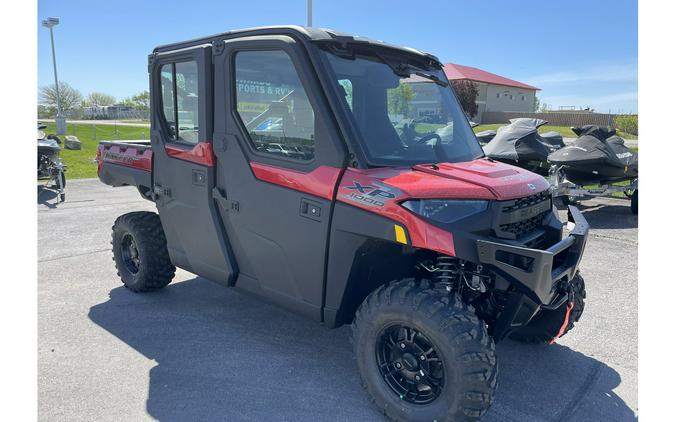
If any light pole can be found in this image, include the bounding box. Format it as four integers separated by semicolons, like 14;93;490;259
307;0;312;27
42;17;66;135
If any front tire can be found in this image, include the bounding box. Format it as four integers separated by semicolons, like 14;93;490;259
630;189;638;215
352;279;497;422
509;274;586;344
112;212;176;292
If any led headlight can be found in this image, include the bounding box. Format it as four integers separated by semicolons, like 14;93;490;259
401;199;488;223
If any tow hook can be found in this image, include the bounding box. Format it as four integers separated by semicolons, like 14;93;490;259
549;284;575;345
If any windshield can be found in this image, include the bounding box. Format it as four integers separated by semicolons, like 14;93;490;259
322;49;483;166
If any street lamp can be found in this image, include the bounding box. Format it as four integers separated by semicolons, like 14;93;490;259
42;17;66;135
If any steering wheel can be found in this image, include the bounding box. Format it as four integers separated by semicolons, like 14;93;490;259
415;133;442;145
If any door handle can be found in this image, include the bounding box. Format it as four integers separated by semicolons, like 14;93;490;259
300;198;321;222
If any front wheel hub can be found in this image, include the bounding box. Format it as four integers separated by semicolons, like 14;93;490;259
375;324;445;404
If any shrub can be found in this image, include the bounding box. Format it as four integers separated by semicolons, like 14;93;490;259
614;114;638;136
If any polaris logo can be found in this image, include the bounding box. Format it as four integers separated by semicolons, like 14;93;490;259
344;181;398;207
527;184;537;191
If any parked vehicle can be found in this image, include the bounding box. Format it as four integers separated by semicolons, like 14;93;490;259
548;125;638;214
37;123;66;202
475;128;497;145
482;118;564;176
96;26;589;421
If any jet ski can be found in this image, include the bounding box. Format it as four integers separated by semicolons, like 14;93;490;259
548;125;638;185
482;118;563;176
38;123;66;202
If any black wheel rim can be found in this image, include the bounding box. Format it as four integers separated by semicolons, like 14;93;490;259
375;324;445;405
120;233;141;275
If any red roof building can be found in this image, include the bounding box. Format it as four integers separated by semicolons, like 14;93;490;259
443;63;539;122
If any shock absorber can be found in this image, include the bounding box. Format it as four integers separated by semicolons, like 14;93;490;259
433;256;462;290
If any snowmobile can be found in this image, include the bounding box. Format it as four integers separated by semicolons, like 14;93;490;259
38;123;66;202
482;118;564;175
548;125;638;214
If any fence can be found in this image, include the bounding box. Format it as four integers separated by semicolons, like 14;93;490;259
481;111;618;127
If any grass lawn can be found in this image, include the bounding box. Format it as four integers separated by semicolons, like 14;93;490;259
118;119;150;125
42;122;151;179
473;124;637;140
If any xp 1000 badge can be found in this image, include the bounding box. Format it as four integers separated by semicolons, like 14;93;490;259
343;181;400;207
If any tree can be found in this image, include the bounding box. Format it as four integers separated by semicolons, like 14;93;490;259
131;91;150;111
533;95;540;112
449;80;479;118
37;104;56;118
84;92;116;107
387;84;416;116
39;82;83;113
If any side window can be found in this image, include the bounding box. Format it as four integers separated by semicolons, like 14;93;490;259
158;61;200;145
234;50;315;161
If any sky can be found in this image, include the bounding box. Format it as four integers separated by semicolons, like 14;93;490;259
37;0;637;113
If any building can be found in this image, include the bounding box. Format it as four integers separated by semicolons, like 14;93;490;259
443;63;539;123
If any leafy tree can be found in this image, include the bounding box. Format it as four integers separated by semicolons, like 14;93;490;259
39;82;83;113
37;104;56;118
533;95;540;112
131;91;150;111
84;92;116;107
388;84;416;116
449;80;478;118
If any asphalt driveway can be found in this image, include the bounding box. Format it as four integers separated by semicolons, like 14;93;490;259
38;179;638;421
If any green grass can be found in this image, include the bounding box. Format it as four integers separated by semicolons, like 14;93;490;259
42;122;151;179
118;119;150;124
473;124;637;140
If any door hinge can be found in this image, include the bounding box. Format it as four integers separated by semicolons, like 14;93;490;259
153;184;171;199
212;40;225;58
213;188;239;213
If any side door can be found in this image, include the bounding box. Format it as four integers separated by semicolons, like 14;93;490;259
150;45;236;284
212;35;346;320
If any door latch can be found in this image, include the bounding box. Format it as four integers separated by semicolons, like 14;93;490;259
300;198;322;222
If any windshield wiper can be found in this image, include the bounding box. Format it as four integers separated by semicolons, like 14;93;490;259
413;71;448;87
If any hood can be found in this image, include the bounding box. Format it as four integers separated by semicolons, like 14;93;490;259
343;159;550;201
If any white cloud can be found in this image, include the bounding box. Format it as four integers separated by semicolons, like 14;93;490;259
525;62;637;86
539;91;638;113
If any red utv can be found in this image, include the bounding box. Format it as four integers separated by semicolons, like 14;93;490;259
97;26;588;421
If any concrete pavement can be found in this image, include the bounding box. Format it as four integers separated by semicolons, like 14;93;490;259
38;179;637;421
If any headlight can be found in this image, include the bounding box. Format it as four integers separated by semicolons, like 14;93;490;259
401;199;488;223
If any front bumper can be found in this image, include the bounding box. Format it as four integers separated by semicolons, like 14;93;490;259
475;206;589;339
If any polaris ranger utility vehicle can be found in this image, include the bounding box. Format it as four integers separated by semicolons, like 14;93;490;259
97;26;589;421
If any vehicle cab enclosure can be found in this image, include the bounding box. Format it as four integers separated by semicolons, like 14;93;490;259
97;26;588;340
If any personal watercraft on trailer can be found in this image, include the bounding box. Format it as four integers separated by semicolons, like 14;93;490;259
482;118;563;175
38;123;66;202
548;125;638;214
475;128;497;145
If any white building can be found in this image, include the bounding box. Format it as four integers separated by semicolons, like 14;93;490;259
443;63;539;123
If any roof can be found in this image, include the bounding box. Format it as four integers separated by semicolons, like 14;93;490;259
153;25;439;63
443;63;539;91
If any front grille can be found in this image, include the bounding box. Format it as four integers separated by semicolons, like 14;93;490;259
499;212;547;238
501;191;550;213
494;191;551;239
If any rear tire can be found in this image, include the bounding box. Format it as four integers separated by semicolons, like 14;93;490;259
111;212;176;292
631;190;638;215
509;274;586;344
352;279;497;421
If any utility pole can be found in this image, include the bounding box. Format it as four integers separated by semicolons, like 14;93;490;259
307;0;312;27
42;17;66;135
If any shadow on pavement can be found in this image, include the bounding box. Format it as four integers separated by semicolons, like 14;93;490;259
37;185;59;209
556;199;637;230
577;201;638;230
89;278;636;422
